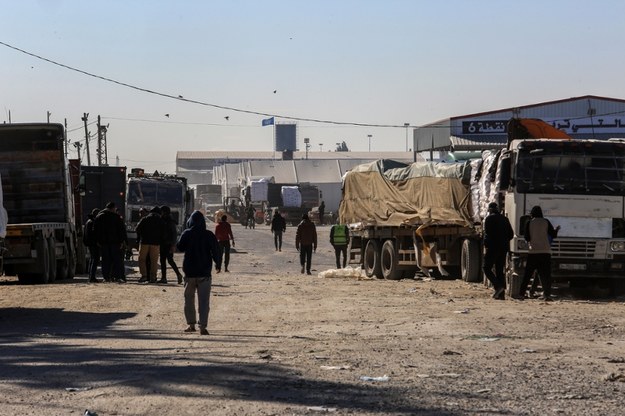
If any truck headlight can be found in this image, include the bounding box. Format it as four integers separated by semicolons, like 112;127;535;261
517;239;529;250
610;241;625;252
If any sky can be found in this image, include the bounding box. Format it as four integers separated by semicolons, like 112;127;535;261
2;0;625;173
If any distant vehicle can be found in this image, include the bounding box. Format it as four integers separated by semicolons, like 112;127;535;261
125;169;192;254
195;183;223;217
0;123;79;283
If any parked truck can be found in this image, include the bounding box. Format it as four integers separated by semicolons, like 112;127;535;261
264;182;321;226
0;123;79;283
79;165;127;226
125;169;192;253
195;183;223;217
340;159;478;280
498;119;625;296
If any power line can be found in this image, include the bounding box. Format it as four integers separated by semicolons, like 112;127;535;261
0;40;408;128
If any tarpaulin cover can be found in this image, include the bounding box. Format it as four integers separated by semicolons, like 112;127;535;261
339;159;473;227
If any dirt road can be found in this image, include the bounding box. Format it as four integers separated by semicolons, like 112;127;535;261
1;223;624;415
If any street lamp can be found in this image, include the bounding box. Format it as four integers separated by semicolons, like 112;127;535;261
304;137;310;159
319;143;323;152
367;134;372;152
404;123;410;152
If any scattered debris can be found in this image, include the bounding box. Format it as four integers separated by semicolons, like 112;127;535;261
359;375;389;382
307;406;337;412
454;309;469;314
320;365;351;370
476;388;491;394
604;372;625;382
606;357;625;363
443;350;462;356
84;410;98;416
521;348;537;353
65;387;92;392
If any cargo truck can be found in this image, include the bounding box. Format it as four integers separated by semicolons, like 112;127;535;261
340;159;478;280
0;123;79;283
125;169;192;253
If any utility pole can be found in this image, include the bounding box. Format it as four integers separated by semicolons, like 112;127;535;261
96;115;108;166
367;134;372;152
82;113;91;166
64;118;68;158
404;123;410;152
47;111;51;123
72;141;83;164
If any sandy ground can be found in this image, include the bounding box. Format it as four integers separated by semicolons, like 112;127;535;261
1;223;625;416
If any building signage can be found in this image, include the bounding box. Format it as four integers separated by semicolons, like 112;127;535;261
461;117;625;135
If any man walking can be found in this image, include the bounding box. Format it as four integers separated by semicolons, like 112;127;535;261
330;221;350;269
295;214;317;275
176;211;222;336
159;205;183;284
318;200;326;225
518;205;560;301
94;202;127;282
270;210;286;251
83;208;100;283
215;214;235;273
136;206;164;283
482;202;514;300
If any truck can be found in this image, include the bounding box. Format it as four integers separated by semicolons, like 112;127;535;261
79;165;127;226
0;123;79;283
498;119;625;296
340;159;478;280
195;183;223;217
125;169;192;253
264;183;321;226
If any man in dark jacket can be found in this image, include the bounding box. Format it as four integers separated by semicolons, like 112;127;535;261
136;206;164;283
83;208;100;283
94;202;127;282
295;214;317;275
176;210;222;335
270;210;286;251
159;205;183;284
482;202;514;300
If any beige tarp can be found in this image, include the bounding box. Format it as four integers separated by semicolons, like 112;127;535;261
339;160;473;227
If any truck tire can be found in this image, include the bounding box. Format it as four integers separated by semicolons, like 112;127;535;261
461;239;481;283
381;240;403;280
48;237;57;283
57;238;76;280
36;238;51;284
364;239;383;279
504;253;521;297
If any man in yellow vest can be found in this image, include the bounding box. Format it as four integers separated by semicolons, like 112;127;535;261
330;222;350;269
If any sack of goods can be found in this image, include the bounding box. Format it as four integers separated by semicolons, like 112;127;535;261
251;180;269;202
281;186;302;208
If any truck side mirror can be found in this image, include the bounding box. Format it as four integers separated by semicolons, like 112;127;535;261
498;152;511;190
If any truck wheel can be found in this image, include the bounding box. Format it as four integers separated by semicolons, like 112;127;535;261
381;240;403;280
505;254;523;297
48;237;58;283
364;240;383;279
57;238;76;280
460;239;481;282
36;238;51;284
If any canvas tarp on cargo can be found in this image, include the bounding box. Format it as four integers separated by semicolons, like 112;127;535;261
339;160;473;227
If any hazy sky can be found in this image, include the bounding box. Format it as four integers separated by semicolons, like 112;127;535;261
2;0;625;173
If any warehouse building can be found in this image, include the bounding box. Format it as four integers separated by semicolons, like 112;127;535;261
414;95;625;153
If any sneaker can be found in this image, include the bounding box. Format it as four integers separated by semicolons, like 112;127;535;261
306;270;312;275
184;325;196;333
138;277;148;283
177;275;183;284
200;328;209;336
492;287;505;300
539;295;553;302
88;278;98;283
224;269;229;273
301;266;305;274
158;278;167;284
279;248;281;252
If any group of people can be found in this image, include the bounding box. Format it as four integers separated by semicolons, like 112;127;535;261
483;202;560;301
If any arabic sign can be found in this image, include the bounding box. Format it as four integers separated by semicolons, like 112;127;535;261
462;120;508;134
461;117;625;135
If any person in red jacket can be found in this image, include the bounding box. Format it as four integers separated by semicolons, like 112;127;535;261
215;215;235;273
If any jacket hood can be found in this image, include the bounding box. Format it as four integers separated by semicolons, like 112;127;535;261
187;210;206;229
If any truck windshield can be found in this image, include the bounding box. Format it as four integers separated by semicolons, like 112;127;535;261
128;180;184;205
515;141;625;196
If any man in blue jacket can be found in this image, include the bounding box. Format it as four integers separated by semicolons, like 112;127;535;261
176;211;222;335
